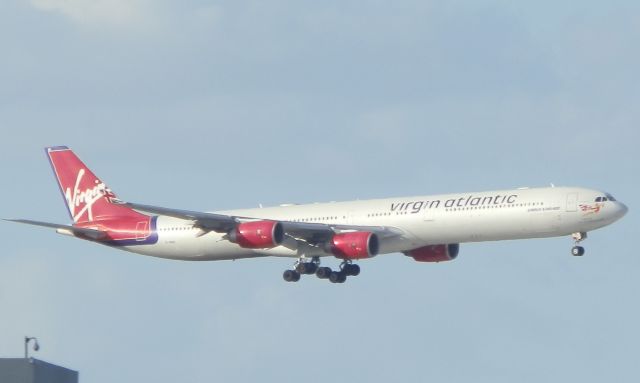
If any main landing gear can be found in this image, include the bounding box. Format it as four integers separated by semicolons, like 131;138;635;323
283;256;319;282
283;257;360;284
317;262;360;284
571;232;587;256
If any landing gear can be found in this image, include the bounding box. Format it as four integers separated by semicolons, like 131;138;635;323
571;246;585;256
342;263;360;276
325;261;361;284
283;257;361;283
316;267;332;279
295;261;318;275
329;270;347;283
283;269;300;282
283;257;320;282
571;232;587;256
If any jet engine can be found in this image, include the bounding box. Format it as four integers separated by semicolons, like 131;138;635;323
228;221;284;249
327;232;379;259
405;244;459;262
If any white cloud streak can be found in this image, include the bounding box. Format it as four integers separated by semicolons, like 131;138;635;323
28;0;154;28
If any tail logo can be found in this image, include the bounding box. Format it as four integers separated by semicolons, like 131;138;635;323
64;169;114;222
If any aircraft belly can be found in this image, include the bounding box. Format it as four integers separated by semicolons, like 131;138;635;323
126;231;256;261
412;209;567;244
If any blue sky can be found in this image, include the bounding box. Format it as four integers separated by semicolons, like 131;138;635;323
1;1;638;382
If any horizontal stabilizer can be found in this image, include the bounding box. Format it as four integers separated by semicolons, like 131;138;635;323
5;219;107;240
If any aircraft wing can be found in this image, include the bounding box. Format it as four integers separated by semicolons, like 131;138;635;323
125;202;236;232
5;219;107;240
125;202;404;243
280;221;403;243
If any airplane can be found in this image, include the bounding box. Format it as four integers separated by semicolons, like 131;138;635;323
6;146;628;283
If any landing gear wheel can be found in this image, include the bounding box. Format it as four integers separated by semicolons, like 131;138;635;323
316;267;332;279
329;271;347;284
295;262;318;275
571;246;585;256
342;264;360;276
283;270;301;282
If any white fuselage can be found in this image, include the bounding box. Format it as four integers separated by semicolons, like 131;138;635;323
120;186;627;261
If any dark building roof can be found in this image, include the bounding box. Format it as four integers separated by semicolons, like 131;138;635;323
0;358;78;383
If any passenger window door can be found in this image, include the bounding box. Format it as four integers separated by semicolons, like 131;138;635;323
566;193;578;212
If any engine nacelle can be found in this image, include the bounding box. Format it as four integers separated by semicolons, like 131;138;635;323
328;232;379;259
228;221;284;249
405;244;459;262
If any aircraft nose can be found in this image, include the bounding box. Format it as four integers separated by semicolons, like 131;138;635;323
616;202;629;219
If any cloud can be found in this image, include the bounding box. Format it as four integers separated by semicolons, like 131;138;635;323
28;0;153;28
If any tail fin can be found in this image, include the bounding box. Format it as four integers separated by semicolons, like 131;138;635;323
46;146;140;223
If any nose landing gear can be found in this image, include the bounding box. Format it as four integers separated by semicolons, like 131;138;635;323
571;232;587;256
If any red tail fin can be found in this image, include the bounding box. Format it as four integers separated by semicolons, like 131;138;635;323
46;146;141;223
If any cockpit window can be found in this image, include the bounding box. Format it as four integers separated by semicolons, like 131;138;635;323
596;194;617;202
